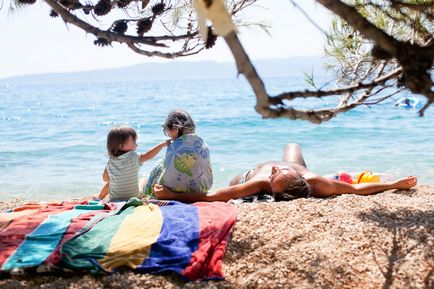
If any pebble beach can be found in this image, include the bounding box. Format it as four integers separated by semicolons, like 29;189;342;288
1;185;433;289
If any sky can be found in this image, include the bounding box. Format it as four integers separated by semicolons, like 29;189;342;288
0;0;333;79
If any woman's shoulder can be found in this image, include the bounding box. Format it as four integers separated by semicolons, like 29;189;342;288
243;177;270;188
236;178;271;195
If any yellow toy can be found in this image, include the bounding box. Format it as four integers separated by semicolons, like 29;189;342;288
355;171;381;184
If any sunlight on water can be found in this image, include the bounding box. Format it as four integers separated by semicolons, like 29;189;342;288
0;77;433;201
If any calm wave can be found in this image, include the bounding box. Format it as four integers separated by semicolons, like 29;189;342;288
0;77;433;201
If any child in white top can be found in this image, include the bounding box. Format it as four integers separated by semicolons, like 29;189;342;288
98;125;169;201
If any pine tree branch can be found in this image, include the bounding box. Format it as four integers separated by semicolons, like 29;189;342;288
315;0;433;58
223;31;272;117
223;30;397;123
44;0;199;46
419;92;434;116
127;42;204;58
390;0;434;14
315;0;433;105
269;67;402;104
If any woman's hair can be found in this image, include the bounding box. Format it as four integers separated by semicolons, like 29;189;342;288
162;109;196;139
273;175;311;201
107;125;137;157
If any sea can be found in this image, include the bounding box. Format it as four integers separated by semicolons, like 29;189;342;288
0;76;433;201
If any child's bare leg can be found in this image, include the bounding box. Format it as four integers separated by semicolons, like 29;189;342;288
282;143;307;168
98;182;109;200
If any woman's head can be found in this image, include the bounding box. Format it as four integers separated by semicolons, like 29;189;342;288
107;125;137;157
270;166;311;201
162;109;196;140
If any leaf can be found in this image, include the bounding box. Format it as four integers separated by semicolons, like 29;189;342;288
173;153;197;177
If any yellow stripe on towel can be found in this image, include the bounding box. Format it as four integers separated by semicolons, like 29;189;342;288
99;204;163;271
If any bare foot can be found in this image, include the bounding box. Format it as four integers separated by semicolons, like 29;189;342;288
394;176;417;190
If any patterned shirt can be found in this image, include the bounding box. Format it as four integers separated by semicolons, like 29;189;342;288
145;134;213;195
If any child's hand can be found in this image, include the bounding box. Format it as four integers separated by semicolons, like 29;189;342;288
164;139;171;147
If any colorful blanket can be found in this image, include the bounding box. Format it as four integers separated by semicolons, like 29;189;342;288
0;199;237;280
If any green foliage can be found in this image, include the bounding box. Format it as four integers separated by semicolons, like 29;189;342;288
303;70;318;90
324;17;374;86
324;0;433;87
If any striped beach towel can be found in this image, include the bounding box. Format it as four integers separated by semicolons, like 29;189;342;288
0;199;237;280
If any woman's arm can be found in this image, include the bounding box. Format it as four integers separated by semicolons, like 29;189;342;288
309;175;417;198
154;179;270;202
140;140;170;164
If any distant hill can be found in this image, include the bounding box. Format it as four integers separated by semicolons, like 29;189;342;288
0;56;328;84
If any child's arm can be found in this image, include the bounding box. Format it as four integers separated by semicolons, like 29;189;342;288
98;182;109;200
139;140;170;164
98;168;110;199
103;168;109;182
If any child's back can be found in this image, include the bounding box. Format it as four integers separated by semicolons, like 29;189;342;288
161;133;212;193
145;109;213;195
106;150;141;201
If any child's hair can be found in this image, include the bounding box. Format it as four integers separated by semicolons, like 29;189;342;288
162;109;196;139
107;125;137;157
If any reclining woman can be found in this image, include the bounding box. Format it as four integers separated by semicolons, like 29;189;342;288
145;109;213;196
154;143;417;202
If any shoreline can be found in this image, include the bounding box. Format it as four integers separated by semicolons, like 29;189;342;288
1;185;433;289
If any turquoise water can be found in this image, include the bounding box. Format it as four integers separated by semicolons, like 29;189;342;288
0;77;433;201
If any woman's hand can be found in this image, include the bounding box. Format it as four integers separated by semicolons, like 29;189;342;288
392;176;417;190
153;184;172;199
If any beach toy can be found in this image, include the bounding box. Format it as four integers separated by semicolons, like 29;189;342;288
395;97;422;109
355;171;380;183
337;172;353;184
325;171;394;183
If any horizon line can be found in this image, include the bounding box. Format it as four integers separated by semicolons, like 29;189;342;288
0;55;325;81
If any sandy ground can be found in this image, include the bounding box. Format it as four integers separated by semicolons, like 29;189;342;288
0;185;433;289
